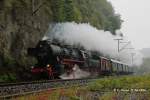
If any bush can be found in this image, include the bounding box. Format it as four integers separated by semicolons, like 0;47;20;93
88;75;150;91
0;73;16;82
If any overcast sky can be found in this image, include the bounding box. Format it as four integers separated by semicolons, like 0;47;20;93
108;0;150;50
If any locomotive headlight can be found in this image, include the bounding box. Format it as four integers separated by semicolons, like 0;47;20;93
47;64;50;67
31;66;34;69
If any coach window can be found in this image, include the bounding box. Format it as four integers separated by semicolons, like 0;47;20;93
126;65;128;72
106;62;109;70
104;61;107;70
120;64;122;71
113;63;116;71
102;60;105;70
117;63;119;71
114;63;116;71
119;64;121;71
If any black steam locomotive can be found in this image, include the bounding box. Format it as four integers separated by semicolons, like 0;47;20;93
28;40;133;79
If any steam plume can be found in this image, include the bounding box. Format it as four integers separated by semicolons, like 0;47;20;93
43;22;143;66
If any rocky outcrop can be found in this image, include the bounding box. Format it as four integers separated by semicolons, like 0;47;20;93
0;0;52;69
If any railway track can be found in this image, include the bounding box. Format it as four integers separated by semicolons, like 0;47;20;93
0;78;94;99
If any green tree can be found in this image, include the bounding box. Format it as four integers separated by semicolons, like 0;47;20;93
51;0;65;22
64;0;75;21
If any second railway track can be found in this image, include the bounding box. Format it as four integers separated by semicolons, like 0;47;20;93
0;78;94;99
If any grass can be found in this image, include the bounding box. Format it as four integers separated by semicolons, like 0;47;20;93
88;75;150;91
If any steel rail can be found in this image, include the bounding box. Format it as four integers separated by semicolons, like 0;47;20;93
0;78;94;99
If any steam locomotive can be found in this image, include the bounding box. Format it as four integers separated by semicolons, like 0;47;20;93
28;40;133;79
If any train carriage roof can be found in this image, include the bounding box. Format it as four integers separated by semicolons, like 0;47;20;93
100;56;110;60
111;59;128;65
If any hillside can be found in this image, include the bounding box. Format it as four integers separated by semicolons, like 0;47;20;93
0;0;122;81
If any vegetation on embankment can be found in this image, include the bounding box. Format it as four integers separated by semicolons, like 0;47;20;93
88;75;150;91
14;75;150;100
0;73;16;82
0;0;122;81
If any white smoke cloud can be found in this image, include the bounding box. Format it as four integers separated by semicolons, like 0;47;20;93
60;64;90;79
43;22;143;66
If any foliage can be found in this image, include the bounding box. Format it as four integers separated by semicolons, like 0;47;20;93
64;0;75;21
88;75;150;91
74;0;122;34
50;0;65;22
3;52;16;67
0;73;16;82
50;0;122;34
